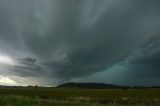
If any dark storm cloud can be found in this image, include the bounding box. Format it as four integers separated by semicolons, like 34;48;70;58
0;0;160;85
18;57;37;65
42;0;160;81
125;31;160;78
9;57;42;77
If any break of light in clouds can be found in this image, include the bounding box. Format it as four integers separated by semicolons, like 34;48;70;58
0;0;160;86
0;55;15;65
0;76;17;85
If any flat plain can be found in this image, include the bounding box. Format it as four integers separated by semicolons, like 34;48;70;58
0;87;159;106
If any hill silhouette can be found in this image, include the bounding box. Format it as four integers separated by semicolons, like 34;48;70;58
57;82;122;89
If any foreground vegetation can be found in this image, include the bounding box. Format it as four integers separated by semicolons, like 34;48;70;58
0;87;159;106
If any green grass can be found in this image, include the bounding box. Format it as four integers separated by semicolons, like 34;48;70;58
0;88;159;106
0;96;106;106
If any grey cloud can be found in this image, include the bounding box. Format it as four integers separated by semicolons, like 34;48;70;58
9;57;42;77
0;0;160;85
18;57;37;65
11;65;41;77
128;31;160;64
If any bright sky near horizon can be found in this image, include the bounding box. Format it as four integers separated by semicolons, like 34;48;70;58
0;76;17;85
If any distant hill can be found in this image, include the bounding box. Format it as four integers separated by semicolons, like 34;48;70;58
57;82;122;89
0;83;159;89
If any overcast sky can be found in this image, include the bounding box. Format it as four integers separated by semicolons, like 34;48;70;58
0;0;160;86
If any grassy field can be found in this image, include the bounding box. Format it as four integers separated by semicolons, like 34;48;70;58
0;87;159;106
